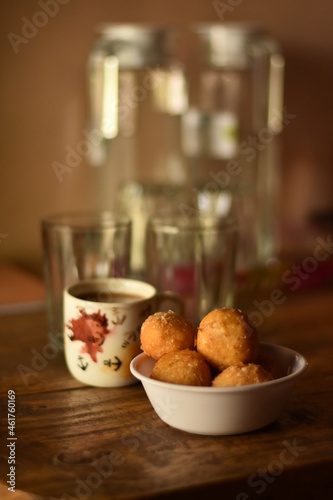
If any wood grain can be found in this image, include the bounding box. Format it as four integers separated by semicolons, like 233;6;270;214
1;285;333;499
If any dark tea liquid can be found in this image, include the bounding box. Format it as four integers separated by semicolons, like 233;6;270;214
75;291;145;303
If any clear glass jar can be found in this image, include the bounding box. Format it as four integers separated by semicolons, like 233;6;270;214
183;23;285;272
87;24;188;274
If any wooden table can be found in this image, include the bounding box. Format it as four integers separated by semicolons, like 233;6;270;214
1;276;333;499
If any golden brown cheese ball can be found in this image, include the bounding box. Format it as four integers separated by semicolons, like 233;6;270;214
150;349;212;386
212;363;274;387
140;310;196;360
197;308;259;371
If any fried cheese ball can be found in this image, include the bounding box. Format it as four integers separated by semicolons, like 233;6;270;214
150;349;212;386
140;310;196;360
212;363;274;387
197;308;259;371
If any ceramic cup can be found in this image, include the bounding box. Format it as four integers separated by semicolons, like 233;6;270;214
63;277;182;387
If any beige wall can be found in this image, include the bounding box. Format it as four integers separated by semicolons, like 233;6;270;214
1;0;333;273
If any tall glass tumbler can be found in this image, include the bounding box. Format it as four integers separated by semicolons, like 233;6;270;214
146;214;238;326
41;211;131;347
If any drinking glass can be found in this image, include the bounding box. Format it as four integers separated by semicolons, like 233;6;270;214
146;213;238;326
41;211;131;346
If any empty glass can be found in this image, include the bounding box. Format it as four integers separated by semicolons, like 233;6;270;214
146;213;238;326
41;211;131;346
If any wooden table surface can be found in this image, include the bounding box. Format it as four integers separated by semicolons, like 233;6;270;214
1;274;333;499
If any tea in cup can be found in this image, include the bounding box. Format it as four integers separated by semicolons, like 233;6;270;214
63;278;182;387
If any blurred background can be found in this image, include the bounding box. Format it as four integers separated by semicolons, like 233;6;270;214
1;0;333;275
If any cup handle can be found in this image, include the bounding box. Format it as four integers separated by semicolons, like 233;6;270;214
155;291;184;316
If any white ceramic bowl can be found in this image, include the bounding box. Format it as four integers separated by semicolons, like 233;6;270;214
130;343;307;435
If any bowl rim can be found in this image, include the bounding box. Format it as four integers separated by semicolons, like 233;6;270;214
130;342;308;393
